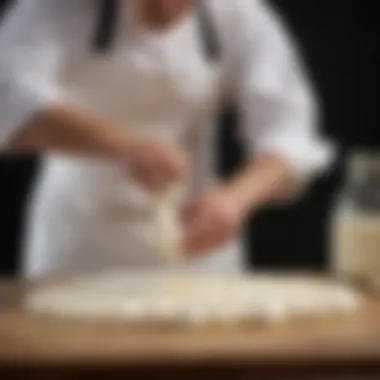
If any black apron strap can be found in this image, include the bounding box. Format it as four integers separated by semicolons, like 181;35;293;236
92;0;119;53
196;0;222;62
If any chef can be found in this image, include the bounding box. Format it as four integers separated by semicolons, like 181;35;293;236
0;0;333;278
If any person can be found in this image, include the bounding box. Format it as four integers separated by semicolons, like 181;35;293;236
0;0;334;278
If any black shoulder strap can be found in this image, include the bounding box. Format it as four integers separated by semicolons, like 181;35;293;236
0;0;14;25
92;0;221;61
92;0;119;53
196;0;222;61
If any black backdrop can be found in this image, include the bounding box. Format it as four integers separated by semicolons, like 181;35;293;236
0;0;377;275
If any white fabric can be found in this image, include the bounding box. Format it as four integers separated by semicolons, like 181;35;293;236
0;0;334;278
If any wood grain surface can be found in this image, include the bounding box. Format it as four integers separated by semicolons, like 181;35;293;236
1;278;380;378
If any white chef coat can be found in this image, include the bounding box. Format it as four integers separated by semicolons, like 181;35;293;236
0;0;334;279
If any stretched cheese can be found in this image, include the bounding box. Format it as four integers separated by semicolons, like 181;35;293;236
155;186;183;261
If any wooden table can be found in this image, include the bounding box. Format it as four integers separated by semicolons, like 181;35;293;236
1;279;380;379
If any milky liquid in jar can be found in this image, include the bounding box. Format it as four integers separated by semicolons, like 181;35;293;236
331;152;380;287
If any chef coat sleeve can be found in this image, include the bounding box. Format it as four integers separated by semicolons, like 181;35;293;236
0;0;64;147
229;0;335;192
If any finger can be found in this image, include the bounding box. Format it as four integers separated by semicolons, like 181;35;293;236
181;216;222;255
179;199;199;226
129;162;165;192
148;157;184;190
175;155;190;179
164;147;190;181
142;152;179;188
182;229;222;256
165;158;188;183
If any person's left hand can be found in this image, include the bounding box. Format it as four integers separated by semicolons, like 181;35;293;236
180;188;245;256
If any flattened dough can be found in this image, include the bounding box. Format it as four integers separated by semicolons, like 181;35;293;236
26;272;361;325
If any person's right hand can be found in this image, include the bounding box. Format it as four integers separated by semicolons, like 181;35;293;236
122;134;189;192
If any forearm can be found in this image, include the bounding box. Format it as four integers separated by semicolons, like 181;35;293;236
6;103;131;158
222;154;295;215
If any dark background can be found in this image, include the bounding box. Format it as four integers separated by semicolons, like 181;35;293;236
0;0;377;275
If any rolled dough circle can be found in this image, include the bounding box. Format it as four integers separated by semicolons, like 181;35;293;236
25;272;361;325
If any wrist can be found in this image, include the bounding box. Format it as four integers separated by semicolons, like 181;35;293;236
110;129;143;162
216;182;256;219
101;128;134;160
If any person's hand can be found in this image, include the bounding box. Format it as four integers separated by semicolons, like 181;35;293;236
122;134;189;192
180;188;245;256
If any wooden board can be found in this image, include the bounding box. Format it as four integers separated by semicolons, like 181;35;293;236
1;279;380;370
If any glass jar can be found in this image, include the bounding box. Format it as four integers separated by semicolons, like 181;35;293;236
331;151;380;287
